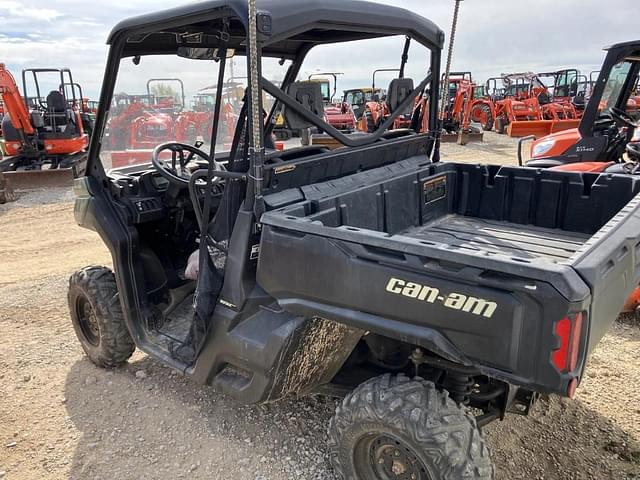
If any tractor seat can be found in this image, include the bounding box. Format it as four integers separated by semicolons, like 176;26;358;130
46;91;67;113
537;92;551;105
44;90;76;134
573;92;586;109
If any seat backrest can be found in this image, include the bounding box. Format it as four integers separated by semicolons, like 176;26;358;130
537;91;551;105
283;81;325;130
387;78;414;115
46;90;67;113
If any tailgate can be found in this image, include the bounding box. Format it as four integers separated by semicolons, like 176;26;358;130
257;220;591;396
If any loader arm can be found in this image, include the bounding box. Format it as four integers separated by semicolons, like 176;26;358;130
0;63;34;136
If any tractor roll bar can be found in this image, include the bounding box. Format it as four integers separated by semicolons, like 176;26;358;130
22;68;76;110
372;68;401;91
146;78;186;110
308;72;344;102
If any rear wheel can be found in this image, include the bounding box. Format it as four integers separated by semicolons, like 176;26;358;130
472;104;494;131
365;110;377;133
68;266;135;368
328;374;494;480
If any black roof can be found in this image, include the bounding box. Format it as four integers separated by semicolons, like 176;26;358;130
108;0;444;58
605;39;640;51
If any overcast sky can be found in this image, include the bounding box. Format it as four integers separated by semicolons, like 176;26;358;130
0;0;633;99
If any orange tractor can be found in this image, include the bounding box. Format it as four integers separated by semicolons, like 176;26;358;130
343;87;385;121
357;68;414;132
0;65;89;189
308;72;357;133
105;93;175;151
444;72;494;131
487;72;580;137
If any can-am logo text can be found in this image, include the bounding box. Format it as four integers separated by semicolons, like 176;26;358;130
385;278;497;318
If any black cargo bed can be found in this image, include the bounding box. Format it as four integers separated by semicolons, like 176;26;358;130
404;215;590;263
258;161;640;395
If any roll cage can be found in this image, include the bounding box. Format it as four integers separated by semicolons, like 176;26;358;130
22;67;78;111
86;0;444;216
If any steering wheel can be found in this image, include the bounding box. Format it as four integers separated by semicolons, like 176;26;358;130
151;142;225;186
608;107;640;129
627;142;640;162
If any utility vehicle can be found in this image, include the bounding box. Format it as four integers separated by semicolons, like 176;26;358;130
68;2;640;479
520;41;640;170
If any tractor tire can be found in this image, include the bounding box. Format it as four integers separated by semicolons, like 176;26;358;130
328;374;494;480
495;116;507;135
68;266;135;368
365;111;377;133
476;104;494;131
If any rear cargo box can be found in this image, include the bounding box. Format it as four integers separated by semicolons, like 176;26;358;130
258;162;640;394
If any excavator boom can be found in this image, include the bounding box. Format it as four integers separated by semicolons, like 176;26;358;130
0;63;34;135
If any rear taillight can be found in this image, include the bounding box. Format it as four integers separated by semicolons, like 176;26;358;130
568;313;583;372
551;313;583;373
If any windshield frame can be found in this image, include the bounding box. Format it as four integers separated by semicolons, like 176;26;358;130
599;61;634;113
580;44;640;137
87;7;443;210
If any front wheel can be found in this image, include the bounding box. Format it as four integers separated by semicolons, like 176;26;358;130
328;374;494;480
495;116;507;135
68;266;135;368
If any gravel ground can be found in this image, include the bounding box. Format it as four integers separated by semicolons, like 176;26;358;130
1;135;639;479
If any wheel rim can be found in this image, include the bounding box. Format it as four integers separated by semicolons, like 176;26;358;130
354;433;432;480
76;296;100;346
471;105;483;123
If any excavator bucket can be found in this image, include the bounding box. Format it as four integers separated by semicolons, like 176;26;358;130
1;169;75;192
507;119;580;138
441;131;483;144
0;172;17;204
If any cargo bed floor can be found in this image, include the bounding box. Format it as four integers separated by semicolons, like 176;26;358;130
402;215;590;263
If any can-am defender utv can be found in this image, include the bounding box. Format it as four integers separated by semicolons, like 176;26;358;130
68;1;640;478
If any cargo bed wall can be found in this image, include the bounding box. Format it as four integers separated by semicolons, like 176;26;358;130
279;163;640;240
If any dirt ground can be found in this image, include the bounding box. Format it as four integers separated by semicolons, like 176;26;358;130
1;133;639;479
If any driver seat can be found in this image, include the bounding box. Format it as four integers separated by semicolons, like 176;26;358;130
44;90;74;135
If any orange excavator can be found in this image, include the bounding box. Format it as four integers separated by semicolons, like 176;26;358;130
439;72;490;143
0;64;89;190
